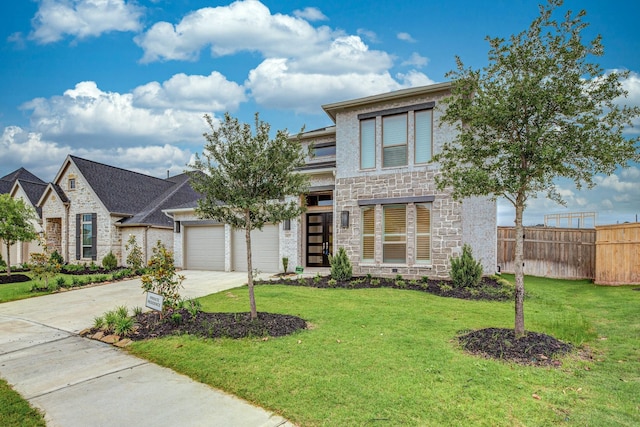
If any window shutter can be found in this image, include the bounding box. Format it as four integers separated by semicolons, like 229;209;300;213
360;119;375;169
415;110;432;164
75;214;81;260
416;204;431;263
361;207;375;261
91;213;97;261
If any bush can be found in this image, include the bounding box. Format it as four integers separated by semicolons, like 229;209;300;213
49;250;64;266
141;241;184;311
125;235;144;272
329;247;352;281
450;244;483;288
102;251;118;271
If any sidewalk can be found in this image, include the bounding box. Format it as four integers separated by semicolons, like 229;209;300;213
0;271;294;427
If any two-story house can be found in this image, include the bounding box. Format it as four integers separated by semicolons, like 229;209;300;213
168;82;497;278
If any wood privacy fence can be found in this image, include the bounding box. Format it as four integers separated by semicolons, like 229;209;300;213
595;223;640;285
497;226;596;280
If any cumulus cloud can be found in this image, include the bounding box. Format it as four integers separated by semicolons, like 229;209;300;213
0;126;192;181
402;52;429;68
132;72;246;111
20;81;212;146
397;32;416;43
29;0;143;44
134;0;334;62
293;7;327;21
357;29;379;44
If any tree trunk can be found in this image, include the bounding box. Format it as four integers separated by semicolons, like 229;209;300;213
514;201;525;337
245;211;258;319
5;242;11;277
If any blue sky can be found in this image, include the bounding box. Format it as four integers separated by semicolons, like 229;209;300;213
1;0;638;226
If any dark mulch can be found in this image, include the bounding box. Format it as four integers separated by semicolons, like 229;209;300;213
127;309;307;341
257;275;513;301
0;274;31;284
458;327;573;366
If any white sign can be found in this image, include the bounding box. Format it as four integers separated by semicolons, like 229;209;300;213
145;292;164;311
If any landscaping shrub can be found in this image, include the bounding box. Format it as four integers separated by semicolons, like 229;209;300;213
102;251;118;271
329;247;352;281
125;235;144;272
141;240;184;310
49;250;64;266
450;244;483;288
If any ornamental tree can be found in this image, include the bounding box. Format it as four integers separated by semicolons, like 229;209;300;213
434;0;640;336
189;112;309;319
0;194;39;276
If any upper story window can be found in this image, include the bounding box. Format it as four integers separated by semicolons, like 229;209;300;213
312;142;336;157
360;119;375;169
358;102;434;170
68;178;76;190
383;114;408;167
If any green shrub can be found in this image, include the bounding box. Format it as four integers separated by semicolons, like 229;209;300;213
327;278;337;288
102;251;118;271
0;254;6;268
313;273;322;285
114;316;134;336
56;276;67;288
450;244;483;288
141;241;184;311
93;316;105;329
49;250;64;266
329;247;352;281
282;257;289;273
125;235;144;272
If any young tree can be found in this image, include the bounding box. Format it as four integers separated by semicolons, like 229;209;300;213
189;112;309;319
0;194;39;276
435;0;640;336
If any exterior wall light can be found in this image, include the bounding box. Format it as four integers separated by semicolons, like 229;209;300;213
341;210;350;228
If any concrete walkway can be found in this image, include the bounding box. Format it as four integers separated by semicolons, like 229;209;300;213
0;271;294;427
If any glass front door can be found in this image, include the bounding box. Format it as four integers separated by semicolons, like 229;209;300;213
306;212;333;267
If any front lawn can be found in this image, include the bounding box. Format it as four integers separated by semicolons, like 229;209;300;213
0;378;45;427
128;275;640;426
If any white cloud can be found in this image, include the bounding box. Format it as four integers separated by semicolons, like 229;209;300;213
402;52;429;68
21;81;211;146
593;173;638;192
134;0;334;62
132;72;246;112
0;126;192;181
29;0;143;44
397;32;416;43
293;7;327;21
621;166;640;179
357;29;379;44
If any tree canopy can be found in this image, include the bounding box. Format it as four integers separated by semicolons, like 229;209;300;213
189;112;310;318
0;194;39;276
434;0;640;336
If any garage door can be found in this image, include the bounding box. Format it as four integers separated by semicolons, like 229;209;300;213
184;225;224;270
232;226;279;273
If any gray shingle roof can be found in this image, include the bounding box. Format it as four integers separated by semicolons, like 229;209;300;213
0;168;47;217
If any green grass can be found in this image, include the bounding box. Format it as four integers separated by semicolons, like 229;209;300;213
126;275;640;426
0;378;45;427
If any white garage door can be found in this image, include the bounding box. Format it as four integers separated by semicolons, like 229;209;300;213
232;226;279;273
184;225;225;270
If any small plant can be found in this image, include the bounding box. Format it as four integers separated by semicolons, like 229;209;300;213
171;312;183;325
104;310;119;333
450;244;483;288
30;247;61;291
133;306;143;316
282;257;289;273
180;298;202;317
421;276;429;283
395;279;406;288
329;247;352;281
125;235;144;272
327;278;337;288
297;276;306;286
49;250;64;266
102;251;118;271
438;282;453;292
370;278;381;287
116;305;129;318
114;316;135;336
72;276;81;286
313;272;322;285
395;274;403;281
56;276;67;287
93;316;105;329
141;241;184;311
366;273;372;280
89;261;100;271
0;254;6;269
409;279;418;287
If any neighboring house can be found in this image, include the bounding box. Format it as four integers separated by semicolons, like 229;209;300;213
38;155;200;266
0;168;46;266
167;83;497;277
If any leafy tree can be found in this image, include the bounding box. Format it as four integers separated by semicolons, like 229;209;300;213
434;0;640;336
141;241;184;311
189;112;309;319
0;194;39;276
125;235;144;272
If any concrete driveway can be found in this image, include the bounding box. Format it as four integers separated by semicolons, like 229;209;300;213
0;271;293;427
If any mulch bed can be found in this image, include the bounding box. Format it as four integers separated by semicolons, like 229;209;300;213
0;274;31;284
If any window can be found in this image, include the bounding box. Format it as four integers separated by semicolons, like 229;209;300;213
416;204;432;263
76;213;96;260
68;178;76;190
383;205;406;263
383;114;408;167
312;143;336;157
360;118;375;169
361;206;375;262
415;110;433;164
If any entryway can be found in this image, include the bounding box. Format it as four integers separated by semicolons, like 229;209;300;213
306;212;333;267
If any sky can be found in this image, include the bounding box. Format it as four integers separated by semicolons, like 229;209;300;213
1;0;639;227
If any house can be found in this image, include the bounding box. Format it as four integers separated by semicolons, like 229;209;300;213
167;82;497;278
0;168;46;266
38;155;200;266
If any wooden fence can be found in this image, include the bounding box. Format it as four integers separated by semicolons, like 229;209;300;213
595;223;640;285
497;226;596;280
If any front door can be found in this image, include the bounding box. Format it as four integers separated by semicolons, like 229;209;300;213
306;212;333;267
